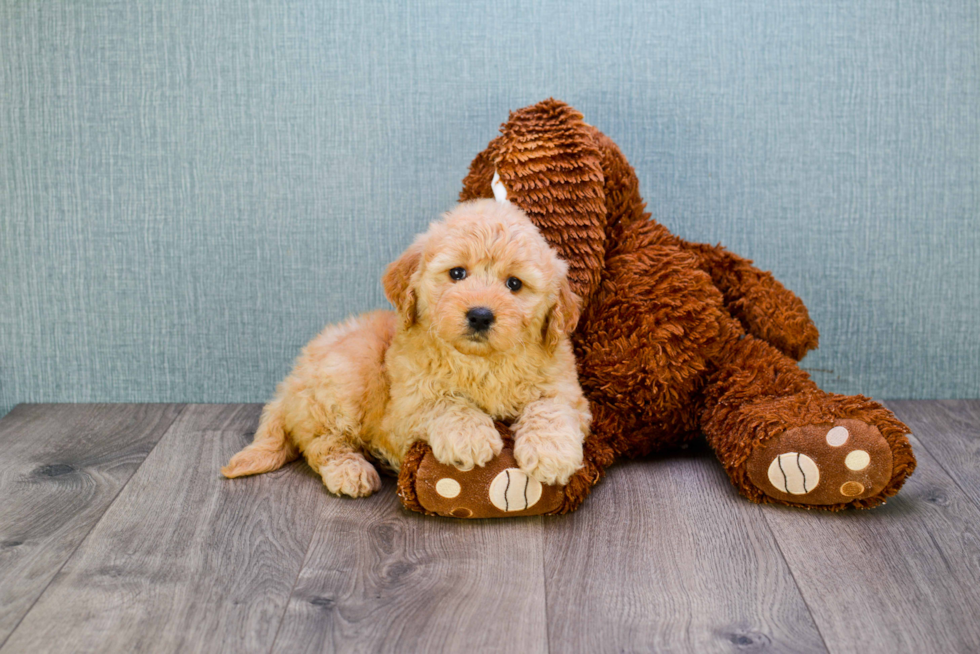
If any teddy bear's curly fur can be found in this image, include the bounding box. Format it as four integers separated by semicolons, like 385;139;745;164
398;99;915;515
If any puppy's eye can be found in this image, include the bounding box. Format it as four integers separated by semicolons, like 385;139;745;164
449;267;467;281
506;277;523;292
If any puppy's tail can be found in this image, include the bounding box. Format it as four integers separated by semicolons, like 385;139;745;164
221;398;299;478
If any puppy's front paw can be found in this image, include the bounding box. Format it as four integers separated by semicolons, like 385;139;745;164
513;427;584;486
319;453;381;498
429;421;504;472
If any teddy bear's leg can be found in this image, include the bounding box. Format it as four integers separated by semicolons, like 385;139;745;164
700;331;916;509
396;424;605;518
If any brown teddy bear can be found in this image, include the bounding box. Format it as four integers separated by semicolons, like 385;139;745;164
397;99;916;518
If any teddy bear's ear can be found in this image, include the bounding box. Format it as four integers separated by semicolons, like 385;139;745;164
543;275;581;352
461;99;607;306
383;238;424;327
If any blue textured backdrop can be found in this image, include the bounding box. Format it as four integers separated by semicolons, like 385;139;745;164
1;0;978;417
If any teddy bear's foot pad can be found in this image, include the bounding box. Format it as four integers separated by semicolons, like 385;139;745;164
414;447;564;518
746;419;893;505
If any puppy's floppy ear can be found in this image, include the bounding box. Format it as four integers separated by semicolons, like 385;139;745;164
383;238;424;327
543;275;581;351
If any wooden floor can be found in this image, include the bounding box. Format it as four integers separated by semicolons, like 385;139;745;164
1;402;979;653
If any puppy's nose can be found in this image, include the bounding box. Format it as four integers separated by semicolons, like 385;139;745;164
466;307;495;332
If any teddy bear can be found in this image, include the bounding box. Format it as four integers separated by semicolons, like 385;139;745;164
397;99;916;518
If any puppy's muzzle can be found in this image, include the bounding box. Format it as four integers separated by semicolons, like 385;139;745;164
466;306;495;333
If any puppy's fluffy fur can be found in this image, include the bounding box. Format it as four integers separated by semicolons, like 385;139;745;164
222;199;591;497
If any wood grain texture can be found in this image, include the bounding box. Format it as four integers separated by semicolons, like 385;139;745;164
271;479;548;654
1;404;330;654
888;400;980;507
0;404;184;647
763;409;980;654
542;448;826;654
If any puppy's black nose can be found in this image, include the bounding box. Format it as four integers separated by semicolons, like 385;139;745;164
466;307;495;332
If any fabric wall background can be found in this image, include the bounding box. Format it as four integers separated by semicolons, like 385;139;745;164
1;0;978;417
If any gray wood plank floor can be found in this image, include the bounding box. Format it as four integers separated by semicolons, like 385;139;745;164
1;401;979;653
542;450;825;653
889;400;980;507
0;404;184;645
272;483;548;654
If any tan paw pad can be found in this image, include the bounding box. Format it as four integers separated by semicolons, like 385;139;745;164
435;478;461;498
489;468;542;512
767;453;820;495
844;450;870;471
826;426;849;447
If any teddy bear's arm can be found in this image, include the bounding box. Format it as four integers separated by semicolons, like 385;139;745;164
587;128;814;361
682;242;819;361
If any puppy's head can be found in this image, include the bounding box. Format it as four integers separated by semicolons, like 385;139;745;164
383;199;579;356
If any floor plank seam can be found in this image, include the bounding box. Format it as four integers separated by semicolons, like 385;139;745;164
758;507;832;654
538;518;551;654
266;505;322;654
0;404;189;652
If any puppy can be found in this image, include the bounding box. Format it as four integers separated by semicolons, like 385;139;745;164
222;199;591;497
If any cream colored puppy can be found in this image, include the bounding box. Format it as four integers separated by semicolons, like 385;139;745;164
222;199;591;497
